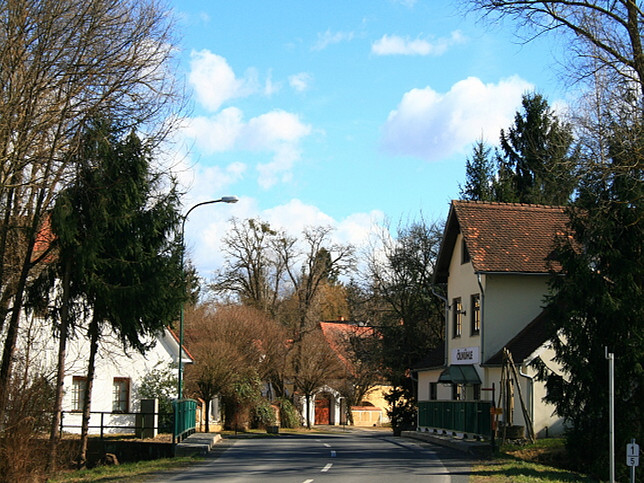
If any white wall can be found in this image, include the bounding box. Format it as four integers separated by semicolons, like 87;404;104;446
21;317;178;435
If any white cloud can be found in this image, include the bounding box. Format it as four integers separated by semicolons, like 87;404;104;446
381;76;534;161
188;50;256;111
372;31;465;56
182;109;312;188
391;0;417;6
313;30;355;51
289;72;313;92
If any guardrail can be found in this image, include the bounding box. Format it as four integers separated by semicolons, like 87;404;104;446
173;399;197;443
417;400;493;439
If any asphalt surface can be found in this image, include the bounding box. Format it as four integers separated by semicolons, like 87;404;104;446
150;428;474;482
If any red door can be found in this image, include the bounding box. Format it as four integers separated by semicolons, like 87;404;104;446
315;396;330;425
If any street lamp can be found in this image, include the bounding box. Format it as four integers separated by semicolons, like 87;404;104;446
177;196;238;400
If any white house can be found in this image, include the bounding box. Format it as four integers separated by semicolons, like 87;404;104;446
414;200;568;439
21;313;191;435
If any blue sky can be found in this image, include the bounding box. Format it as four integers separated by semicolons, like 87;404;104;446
166;0;568;277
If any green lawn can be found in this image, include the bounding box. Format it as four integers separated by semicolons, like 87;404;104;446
48;456;201;483
470;439;597;483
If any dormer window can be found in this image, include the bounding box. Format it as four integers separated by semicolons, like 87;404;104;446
461;238;470;264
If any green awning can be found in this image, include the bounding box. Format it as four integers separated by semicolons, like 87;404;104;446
438;365;481;385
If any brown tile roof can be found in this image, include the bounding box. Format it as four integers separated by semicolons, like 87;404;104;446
435;201;570;282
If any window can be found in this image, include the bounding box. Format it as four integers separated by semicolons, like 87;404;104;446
461;238;470;264
112;377;130;413
429;382;437;400
471;294;481;335
473;384;481;401
72;376;87;412
452;298;462;338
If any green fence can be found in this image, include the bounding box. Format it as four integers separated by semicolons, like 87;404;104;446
173;399;197;443
418;400;492;438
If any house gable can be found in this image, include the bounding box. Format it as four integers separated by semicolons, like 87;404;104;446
435;201;570;282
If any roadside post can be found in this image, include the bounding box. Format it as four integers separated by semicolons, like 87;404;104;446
606;348;615;483
627;439;639;483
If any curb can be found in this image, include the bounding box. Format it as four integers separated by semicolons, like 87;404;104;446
401;430;493;458
175;433;222;457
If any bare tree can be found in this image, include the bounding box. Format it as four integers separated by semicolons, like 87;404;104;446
288;329;344;428
211;218;287;316
184;304;288;431
276;226;356;337
469;0;643;97
0;0;183;431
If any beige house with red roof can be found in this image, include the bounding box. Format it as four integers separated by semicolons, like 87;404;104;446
414;200;567;438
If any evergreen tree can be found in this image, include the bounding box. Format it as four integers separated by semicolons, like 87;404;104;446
459;138;495;201
50;119;185;467
495;93;578;205
541;121;643;480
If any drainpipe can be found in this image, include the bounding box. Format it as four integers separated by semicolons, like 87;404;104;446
431;288;449;368
476;274;485;369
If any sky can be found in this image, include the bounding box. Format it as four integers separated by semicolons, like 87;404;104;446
165;0;569;279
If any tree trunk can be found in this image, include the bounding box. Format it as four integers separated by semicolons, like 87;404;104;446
77;313;100;469
0;217;38;424
204;399;210;433
46;258;72;472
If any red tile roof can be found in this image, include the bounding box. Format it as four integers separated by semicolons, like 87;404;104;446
319;321;375;373
435;201;571;282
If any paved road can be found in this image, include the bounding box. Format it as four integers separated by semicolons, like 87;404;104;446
151;429;473;482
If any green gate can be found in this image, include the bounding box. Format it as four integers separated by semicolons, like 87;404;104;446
418;400;492;438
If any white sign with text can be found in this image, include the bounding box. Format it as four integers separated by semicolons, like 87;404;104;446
451;346;480;365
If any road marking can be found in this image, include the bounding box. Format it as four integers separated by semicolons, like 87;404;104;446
322;463;333;472
303;479;314;483
330;450;336;457
323;443;331;447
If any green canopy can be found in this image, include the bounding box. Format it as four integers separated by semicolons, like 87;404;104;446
438;365;481;385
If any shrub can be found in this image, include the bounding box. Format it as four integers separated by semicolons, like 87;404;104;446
277;397;301;428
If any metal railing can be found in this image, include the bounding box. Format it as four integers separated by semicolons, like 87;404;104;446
173;399;197;443
59;410;173;438
417;400;493;438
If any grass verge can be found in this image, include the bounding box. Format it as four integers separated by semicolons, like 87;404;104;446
47;456;202;483
470;439;597;482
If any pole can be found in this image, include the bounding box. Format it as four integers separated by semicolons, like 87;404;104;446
177;197;238;400
606;348;615;483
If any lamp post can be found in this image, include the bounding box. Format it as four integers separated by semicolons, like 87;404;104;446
177;196;238;400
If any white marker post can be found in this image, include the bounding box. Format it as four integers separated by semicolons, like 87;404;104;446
627;439;639;483
606;348;615;483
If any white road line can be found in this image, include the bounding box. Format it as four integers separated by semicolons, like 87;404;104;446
330;450;336;457
321;463;333;472
323;443;331;447
303;479;314;483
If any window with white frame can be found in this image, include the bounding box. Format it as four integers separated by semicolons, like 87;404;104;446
452;297;462;338
72;376;87;412
112;377;130;413
471;293;481;335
